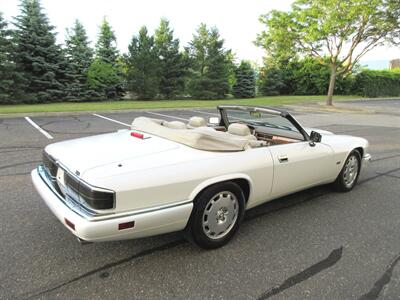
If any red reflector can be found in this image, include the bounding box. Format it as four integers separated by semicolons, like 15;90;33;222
118;221;135;230
64;218;75;230
131;132;144;139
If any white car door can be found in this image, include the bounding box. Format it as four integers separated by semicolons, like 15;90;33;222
268;141;336;198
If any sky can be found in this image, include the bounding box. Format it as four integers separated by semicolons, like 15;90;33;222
0;0;399;66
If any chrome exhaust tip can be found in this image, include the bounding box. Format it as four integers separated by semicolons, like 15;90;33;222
77;237;93;245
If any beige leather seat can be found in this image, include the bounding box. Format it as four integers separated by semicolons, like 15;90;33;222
187;116;207;128
227;123;267;148
163;120;186;129
227;123;256;140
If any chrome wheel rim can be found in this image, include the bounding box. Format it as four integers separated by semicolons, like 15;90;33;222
202;191;239;240
343;155;359;188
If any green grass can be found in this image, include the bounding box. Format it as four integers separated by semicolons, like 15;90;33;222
0;95;361;114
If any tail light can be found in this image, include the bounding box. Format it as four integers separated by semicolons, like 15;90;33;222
64;172;115;210
42;151;58;178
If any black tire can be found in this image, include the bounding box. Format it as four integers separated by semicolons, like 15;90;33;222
186;181;245;249
332;150;361;192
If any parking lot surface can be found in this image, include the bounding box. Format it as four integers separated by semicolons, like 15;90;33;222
1;100;400;299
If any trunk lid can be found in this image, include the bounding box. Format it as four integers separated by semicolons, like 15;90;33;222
45;130;180;175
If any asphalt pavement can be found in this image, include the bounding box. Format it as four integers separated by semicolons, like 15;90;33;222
0;100;399;300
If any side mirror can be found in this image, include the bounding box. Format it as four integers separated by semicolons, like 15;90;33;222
208;117;220;125
309;131;322;146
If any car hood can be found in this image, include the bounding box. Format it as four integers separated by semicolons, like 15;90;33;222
45;129;181;177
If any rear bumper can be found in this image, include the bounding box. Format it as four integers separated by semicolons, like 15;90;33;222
31;167;192;242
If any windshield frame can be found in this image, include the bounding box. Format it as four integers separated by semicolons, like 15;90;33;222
217;105;310;141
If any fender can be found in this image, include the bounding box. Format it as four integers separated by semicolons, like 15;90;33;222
188;173;253;203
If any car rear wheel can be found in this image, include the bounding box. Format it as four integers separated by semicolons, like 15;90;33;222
333;150;361;192
186;182;245;249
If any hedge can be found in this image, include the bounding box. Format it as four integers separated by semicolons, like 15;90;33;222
353;69;400;98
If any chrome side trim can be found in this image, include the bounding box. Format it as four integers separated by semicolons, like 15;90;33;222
37;165;192;222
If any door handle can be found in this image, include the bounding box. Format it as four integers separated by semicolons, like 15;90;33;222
278;155;288;163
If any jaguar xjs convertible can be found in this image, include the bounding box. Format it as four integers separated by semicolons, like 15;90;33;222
32;105;371;249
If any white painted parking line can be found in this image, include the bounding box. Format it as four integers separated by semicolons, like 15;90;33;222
145;111;189;121
93;114;130;127
24;117;53;139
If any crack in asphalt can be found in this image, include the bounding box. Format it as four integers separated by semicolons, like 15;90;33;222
371;153;400;162
257;247;343;299
71;116;84;123
358;167;400;185
22;240;185;300
0;146;43;150
0;148;42;154
36;119;102;135
377;173;400;180
0;172;30;177
358;252;400;300
0;160;41;171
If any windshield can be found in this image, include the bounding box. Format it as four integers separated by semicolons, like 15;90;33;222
225;109;303;139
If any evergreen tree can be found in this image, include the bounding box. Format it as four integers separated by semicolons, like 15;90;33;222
154;19;187;99
187;24;231;99
0;13;20;103
91;18;124;99
13;0;66;102
95;18;118;65
64;20;96;100
126;26;160;100
233;61;256;98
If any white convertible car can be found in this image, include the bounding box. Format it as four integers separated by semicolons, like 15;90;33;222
32;105;371;249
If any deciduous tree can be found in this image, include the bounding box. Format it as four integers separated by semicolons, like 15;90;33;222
257;0;400;105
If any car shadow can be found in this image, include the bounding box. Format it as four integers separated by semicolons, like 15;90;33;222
245;184;332;222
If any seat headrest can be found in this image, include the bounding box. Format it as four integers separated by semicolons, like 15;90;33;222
228;123;251;136
188;116;207;128
164;120;186;129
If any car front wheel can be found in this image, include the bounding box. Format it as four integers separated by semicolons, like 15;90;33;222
187;182;245;249
333;150;361;192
